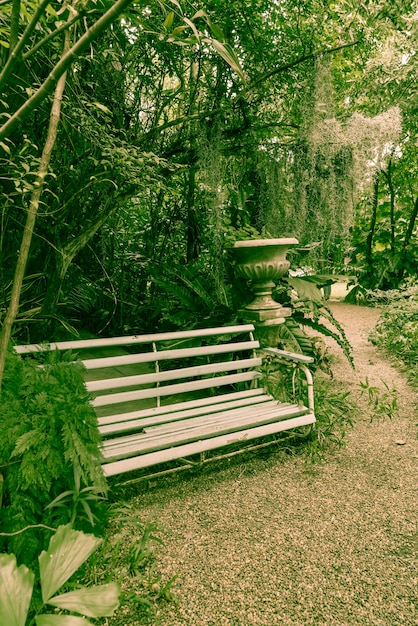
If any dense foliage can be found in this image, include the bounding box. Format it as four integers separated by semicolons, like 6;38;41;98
0;1;415;492
0;0;416;350
0;349;106;565
369;290;418;390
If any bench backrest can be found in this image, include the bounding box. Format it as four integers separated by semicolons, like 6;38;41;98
14;324;262;418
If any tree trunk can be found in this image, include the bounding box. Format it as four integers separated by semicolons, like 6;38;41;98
382;159;396;256
364;169;380;286
0;28;70;390
403;195;418;253
396;194;418;284
186;166;200;263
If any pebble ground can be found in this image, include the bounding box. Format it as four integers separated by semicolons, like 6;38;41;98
115;304;417;626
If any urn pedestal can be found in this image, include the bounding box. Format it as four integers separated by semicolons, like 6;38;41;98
232;238;298;346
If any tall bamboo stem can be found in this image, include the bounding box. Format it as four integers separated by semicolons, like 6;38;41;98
0;29;70;390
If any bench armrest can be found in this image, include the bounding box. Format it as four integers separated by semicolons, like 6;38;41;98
260;347;315;414
261;347;314;365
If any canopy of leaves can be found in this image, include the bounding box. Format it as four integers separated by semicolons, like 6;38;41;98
0;0;416;340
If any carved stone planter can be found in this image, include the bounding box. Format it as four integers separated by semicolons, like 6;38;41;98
232;238;298;347
232;238;298;311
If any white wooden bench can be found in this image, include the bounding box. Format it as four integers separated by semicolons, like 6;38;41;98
14;324;315;482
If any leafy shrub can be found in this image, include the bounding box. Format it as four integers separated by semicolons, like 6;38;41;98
359;378;399;421
153;261;237;330
303;376;357;462
260;356;356;460
369;295;418;390
345;280;418;306
0;348;107;565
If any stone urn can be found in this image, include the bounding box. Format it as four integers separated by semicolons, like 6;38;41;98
232;238;299;312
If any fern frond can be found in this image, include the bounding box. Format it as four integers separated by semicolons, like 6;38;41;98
11;429;46;457
154;277;200;311
279;318;318;358
1;348;106;565
180;270;218;308
293;310;354;368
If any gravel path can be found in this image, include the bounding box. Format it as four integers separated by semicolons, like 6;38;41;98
123;304;417;626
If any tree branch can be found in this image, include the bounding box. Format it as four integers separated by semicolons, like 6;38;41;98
9;0;21;54
0;0;138;142
22;11;85;62
0;523;56;536
244;39;362;92
141;39;361;144
0;0;51;92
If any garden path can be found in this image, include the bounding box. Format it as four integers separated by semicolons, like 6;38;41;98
120;304;417;626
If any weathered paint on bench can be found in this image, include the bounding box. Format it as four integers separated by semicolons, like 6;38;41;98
14;324;316;480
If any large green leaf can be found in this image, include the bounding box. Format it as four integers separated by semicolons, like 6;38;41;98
208;38;246;81
0;553;34;626
48;582;120;617
39;525;102;603
285;277;324;302
36;615;94;626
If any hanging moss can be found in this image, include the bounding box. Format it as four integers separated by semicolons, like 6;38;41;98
256;60;402;269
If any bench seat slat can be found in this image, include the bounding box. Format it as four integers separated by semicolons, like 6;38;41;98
92;370;260;407
87;357;262;392
141;402;290;437
102;413;316;477
142;401;295;435
102;402;309;460
103;402;300;451
101;396;277;439
98;393;274;436
97;388;267;426
83;340;259;371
